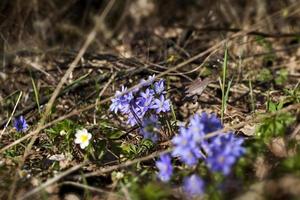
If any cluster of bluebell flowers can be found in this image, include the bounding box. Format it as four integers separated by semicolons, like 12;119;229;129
156;112;245;197
110;75;171;142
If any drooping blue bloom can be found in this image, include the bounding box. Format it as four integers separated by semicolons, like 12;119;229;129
151;95;170;113
14;116;28;132
140;115;160;142
172;127;204;166
154;79;165;94
156;154;173;182
205;133;245;175
183;174;205;197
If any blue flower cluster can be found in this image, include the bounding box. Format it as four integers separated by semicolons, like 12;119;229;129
110;75;171;142
155;112;245;197
205;133;245;175
172;112;245;174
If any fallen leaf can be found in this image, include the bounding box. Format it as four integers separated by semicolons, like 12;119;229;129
185;77;214;99
255;156;271;179
240;124;256;136
268;137;287;158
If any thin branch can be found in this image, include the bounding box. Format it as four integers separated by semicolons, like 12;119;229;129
0;91;22;139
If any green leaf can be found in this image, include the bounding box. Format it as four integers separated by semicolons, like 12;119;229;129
256;112;295;141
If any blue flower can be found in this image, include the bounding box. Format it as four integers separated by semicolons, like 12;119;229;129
14;116;28;132
188;114;205;143
171;112;245;173
127;108;143;126
154;79;165;94
137;88;155;114
151;95;170;113
156;154;173;182
140;115;160;142
110;86;133;114
172;127;204;166
199;112;223;134
140;74;156;87
205;133;245;175
183;174;205;197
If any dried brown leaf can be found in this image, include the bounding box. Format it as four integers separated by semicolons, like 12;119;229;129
267;137;287;158
185;77;214;98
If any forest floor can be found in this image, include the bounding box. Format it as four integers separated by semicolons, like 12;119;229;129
1;1;300;200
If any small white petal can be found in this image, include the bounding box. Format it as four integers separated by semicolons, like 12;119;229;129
87;133;92;140
74;138;81;144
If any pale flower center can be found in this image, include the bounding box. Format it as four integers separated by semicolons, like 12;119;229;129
218;156;225;164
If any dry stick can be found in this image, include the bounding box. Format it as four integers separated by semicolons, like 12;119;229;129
93;72;117;124
290;123;300;139
181;26;300;38
8;1;117;199
20;162;87;200
0;91;22;139
59;181;124;198
22;149;171;199
83;148;172;178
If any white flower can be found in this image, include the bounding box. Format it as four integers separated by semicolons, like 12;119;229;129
115;172;124;179
75;128;92;149
49;153;65;161
60;130;67;136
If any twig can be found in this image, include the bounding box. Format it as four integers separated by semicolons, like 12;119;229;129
93;72;117;124
20;162;87;200
59;181;123;198
179;25;300;38
0;91;22;139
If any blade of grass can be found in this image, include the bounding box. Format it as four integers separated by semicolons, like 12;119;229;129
249;79;255;112
220;47;228;122
31;76;40;113
225;78;232;105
